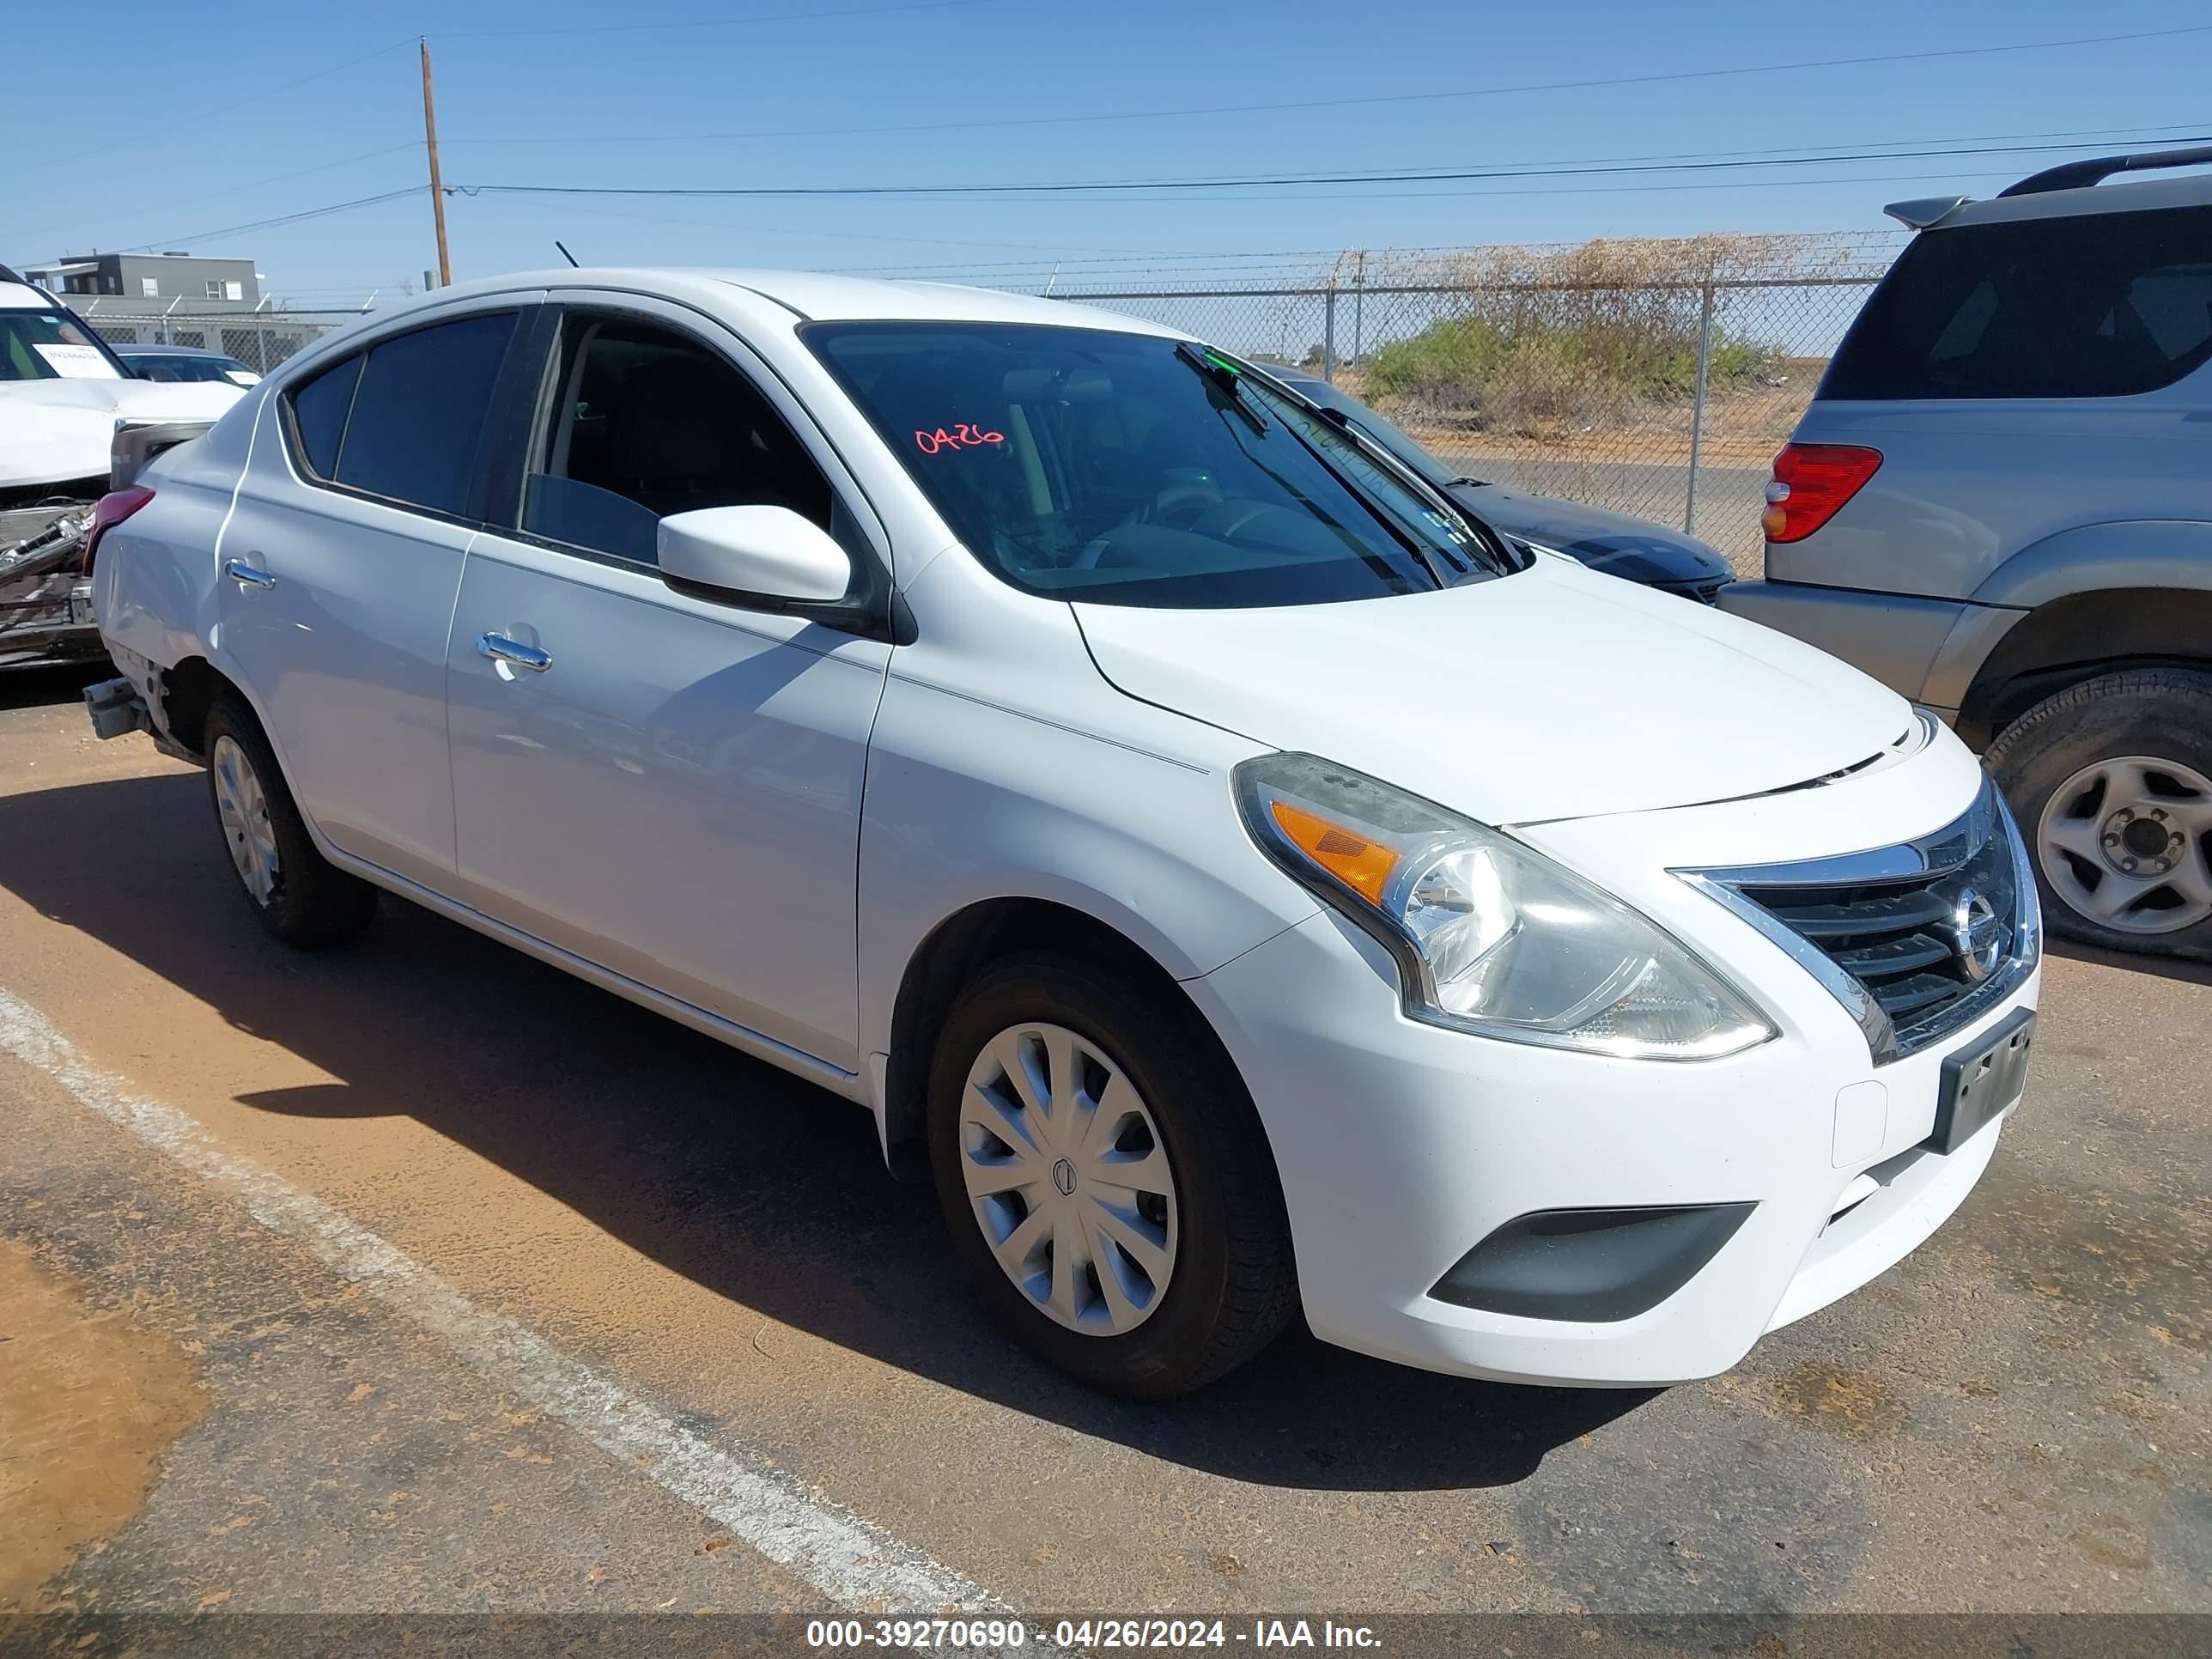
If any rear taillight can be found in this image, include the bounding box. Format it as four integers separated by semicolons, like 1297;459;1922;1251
80;486;155;573
1762;444;1881;544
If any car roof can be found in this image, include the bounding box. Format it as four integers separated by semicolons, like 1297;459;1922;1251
115;343;235;357
1890;159;2212;233
358;267;1184;335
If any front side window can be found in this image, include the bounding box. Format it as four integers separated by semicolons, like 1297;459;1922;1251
285;312;517;518
125;352;253;384
1823;204;2212;400
0;309;123;381
521;314;832;566
805;322;1504;608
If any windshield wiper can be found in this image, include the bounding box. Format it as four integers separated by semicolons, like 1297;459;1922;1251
1174;341;1268;437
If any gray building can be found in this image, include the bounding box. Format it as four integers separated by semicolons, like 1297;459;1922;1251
26;251;260;309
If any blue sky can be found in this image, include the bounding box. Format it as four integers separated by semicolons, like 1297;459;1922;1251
7;0;2210;300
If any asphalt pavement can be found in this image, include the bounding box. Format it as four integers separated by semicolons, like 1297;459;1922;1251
0;663;2203;1649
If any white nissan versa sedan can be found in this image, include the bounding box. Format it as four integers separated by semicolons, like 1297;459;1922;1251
83;270;2040;1398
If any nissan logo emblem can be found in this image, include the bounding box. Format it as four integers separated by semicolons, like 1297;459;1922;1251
1946;884;2002;982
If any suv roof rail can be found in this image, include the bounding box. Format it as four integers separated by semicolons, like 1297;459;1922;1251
0;264;27;285
1999;143;2212;198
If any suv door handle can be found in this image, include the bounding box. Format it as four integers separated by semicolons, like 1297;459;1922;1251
222;557;276;590
477;632;552;672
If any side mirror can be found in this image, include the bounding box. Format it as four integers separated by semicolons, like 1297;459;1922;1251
657;505;852;606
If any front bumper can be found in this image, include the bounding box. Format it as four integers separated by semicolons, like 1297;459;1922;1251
1185;744;2037;1387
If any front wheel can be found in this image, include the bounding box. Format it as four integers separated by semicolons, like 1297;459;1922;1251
927;951;1296;1399
1985;667;2212;959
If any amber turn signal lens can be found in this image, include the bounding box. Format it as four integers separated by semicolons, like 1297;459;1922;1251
1267;799;1399;904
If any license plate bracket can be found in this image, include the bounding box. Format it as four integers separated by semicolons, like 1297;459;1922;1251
1929;1006;2035;1154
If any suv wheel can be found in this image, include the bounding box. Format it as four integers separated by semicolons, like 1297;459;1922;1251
204;692;379;948
926;950;1296;1399
1984;668;2212;958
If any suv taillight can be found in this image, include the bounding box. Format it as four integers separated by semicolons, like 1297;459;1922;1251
80;486;155;573
1762;444;1881;544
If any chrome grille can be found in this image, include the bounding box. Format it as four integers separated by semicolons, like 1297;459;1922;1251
1681;778;2040;1064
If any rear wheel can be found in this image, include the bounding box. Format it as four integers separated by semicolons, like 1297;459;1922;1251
204;692;378;948
927;950;1295;1399
1985;667;2212;959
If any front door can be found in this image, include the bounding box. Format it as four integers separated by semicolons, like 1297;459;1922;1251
214;306;527;889
445;301;890;1072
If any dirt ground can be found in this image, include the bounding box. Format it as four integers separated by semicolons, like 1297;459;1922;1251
0;1240;209;1610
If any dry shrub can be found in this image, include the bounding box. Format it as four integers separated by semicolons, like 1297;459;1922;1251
1356;234;1832;438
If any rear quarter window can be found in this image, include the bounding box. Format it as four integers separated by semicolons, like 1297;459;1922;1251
288;353;362;477
1821;203;2212;400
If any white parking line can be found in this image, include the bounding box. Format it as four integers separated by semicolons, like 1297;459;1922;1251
0;983;1007;1618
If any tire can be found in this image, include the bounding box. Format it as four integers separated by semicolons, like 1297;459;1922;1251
204;691;378;949
926;949;1296;1400
1984;667;2212;961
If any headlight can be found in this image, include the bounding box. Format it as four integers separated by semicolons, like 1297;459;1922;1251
1235;753;1774;1060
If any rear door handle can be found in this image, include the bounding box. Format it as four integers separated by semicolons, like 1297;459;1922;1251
477;632;552;672
222;557;276;589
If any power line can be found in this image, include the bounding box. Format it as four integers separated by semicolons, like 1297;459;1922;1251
449;132;2212;203
441;22;2212;147
15;146;422;248
436;0;994;40
106;189;427;258
960;166;2063;210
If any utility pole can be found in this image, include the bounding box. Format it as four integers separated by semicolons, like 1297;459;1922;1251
419;38;452;288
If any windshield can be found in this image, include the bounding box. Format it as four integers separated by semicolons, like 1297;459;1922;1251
0;309;123;382
805;321;1508;608
1274;375;1468;490
122;352;255;385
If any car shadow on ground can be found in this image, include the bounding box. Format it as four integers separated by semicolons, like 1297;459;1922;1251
0;662;106;711
0;769;1650;1492
2045;933;2212;988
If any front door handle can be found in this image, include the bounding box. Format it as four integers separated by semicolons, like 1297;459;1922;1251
222;557;276;590
477;632;552;672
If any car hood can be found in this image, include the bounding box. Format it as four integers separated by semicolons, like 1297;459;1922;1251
1073;553;1911;825
1449;483;1734;586
0;377;243;490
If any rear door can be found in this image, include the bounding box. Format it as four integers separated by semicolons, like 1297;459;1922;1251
214;299;538;889
443;294;892;1072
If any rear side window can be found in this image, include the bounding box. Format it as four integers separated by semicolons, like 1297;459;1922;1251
337;313;518;515
289;353;361;477
286;312;518;516
1823;204;2212;400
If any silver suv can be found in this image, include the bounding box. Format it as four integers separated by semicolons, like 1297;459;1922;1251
1724;146;2212;961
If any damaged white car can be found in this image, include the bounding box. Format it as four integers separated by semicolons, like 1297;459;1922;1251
3;267;243;671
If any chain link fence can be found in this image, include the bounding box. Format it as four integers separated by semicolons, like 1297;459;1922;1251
1015;234;1901;574
52;236;1899;574
70;298;386;376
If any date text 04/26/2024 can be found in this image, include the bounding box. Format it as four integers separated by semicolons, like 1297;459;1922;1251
803;1619;1382;1650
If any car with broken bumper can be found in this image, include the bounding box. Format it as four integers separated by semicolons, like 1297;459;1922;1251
82;270;2039;1397
3;268;243;671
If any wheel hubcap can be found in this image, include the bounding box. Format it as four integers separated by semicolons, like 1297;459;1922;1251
211;734;282;908
2036;754;2212;934
958;1022;1179;1336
